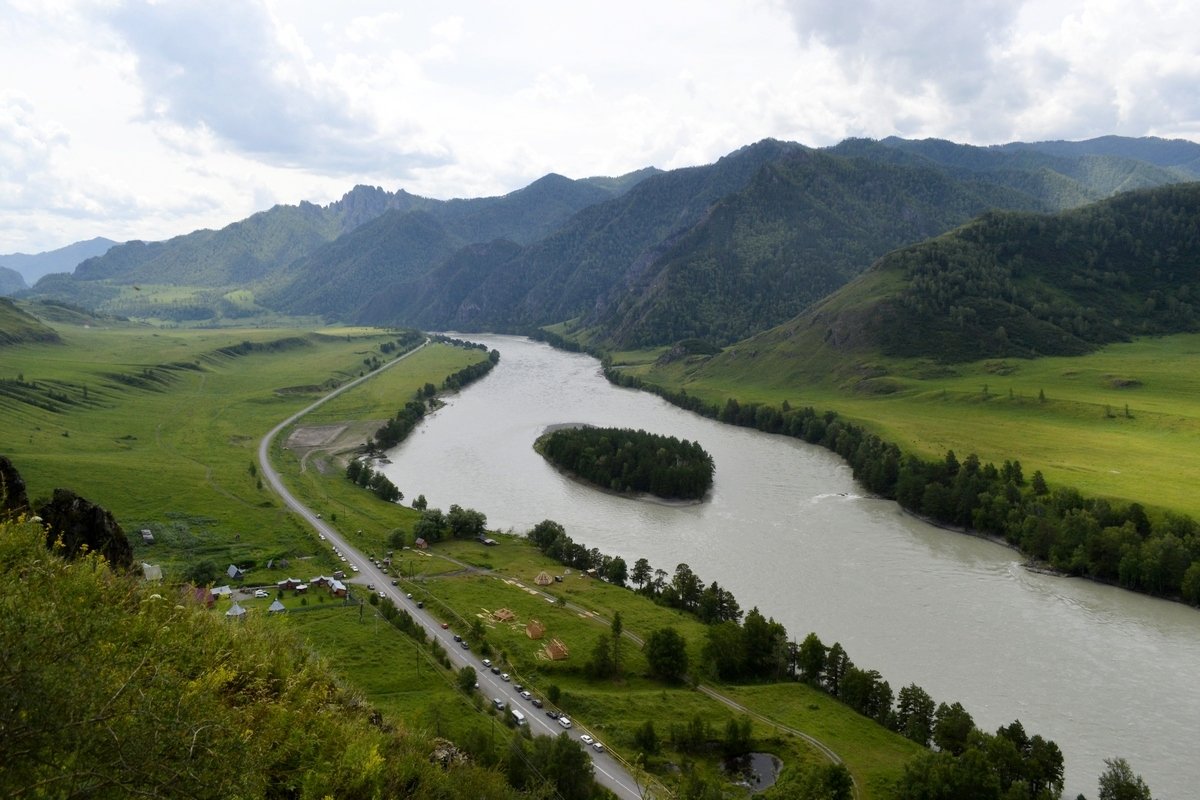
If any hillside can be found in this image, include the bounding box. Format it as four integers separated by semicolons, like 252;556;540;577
0;265;24;296
0;518;521;800
735;181;1200;367
0;298;62;346
582;148;1046;348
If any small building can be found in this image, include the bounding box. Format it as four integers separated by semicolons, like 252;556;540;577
544;638;569;661
141;563;163;582
140;529;155;544
211;585;234;598
526;619;546;640
225;602;247;620
414;538;428;550
329;580;347;598
493;608;516;623
310;575;331;588
227;564;244;581
294;583;308;594
186;586;215;608
277;577;302;591
534;571;554;586
268;599;287;614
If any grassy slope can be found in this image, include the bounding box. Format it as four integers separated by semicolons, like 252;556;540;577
625;330;1200;519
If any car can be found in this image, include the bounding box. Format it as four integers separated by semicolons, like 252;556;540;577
367;584;375;591
592;742;605;753
318;534;325;540
482;659;492;668
520;690;532;700
453;634;462;642
500;673;510;682
407;593;413;599
459;641;470;650
440;622;448;629
378;591;386;599
558;716;572;729
493;698;505;710
350;565;358;572
545;710;559;719
416;601;424;609
490;666;501;675
514;684;523;692
531;698;544;708
391;579;398;586
253;589;268;598
580;735;594;746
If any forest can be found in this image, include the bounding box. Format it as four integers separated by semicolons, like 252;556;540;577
537;425;714;500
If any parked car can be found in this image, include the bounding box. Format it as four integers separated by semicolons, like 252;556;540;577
391;580;398;586
493;698;505;710
491;666;501;675
545;710;559;719
592;742;605;753
440;622;449;629
253;589;268;598
482;659;492;668
500;673;510;682
558;716;572;729
531;698;544;708
459;641;470;650
514;684;523;692
367;584;375;591
520;690;532;700
580;735;594;746
453;634;462;642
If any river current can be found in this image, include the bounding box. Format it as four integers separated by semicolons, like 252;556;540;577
382;335;1200;799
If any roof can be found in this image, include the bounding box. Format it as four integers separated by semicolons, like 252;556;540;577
141;563;163;581
225;602;246;618
227;564;243;578
534;571;553;586
211;585;233;597
268;599;286;613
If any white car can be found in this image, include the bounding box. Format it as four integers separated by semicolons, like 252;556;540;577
592;742;604;753
558;716;572;729
350;565;358;572
580;734;594;746
253;589;269;598
500;673;510;682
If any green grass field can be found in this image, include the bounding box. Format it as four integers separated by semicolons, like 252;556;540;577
627;332;1200;519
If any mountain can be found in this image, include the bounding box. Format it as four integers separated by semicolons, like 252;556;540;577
372;138;808;330
580;148;1047;348
0;237;117;284
394;136;1195;347
997;135;1200;179
711;181;1200;373
0;266;25;296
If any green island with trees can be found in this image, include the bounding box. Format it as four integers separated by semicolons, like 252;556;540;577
0;308;1167;800
535;425;715;500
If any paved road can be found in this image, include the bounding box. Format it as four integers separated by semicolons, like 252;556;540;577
256;343;650;800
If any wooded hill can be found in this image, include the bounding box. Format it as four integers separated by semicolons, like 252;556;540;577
713;181;1200;369
20;136;1200;342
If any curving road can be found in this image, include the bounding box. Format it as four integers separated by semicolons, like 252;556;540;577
257;342;651;800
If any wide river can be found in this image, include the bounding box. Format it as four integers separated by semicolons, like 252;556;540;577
383;335;1199;799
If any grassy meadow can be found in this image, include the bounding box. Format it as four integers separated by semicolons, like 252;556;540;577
624;332;1200;519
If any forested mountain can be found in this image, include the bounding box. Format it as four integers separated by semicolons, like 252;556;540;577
349;138;808;329
20;136;1199;349
0;237;117;284
580;149;1046;348
997;135;1200;178
0;266;24;296
716;181;1200;367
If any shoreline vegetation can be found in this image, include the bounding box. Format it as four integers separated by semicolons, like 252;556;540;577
533;424;714;501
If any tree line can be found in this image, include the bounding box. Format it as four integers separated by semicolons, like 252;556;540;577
537;425;714;500
366;339;499;453
602;360;1200;606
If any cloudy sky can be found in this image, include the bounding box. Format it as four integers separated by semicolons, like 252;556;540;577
2;0;1199;254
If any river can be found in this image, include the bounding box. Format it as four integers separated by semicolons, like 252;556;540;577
382;335;1200;799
